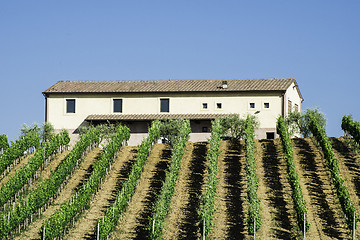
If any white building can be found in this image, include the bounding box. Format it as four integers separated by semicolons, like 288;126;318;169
43;78;303;145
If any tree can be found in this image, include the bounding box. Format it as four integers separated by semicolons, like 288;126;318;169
159;119;188;146
285;108;326;138
218;114;259;140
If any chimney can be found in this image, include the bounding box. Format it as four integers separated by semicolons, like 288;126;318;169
222;81;228;89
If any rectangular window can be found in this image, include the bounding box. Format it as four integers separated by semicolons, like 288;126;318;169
264;103;270;109
250;103;255;109
202;103;208;109
216;103;222;109
288;100;292;113
66;99;75;113
113;99;123;113
160;99;169;112
294;104;299;113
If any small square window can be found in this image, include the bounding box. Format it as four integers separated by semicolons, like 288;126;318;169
216;103;222;109
250;103;255;108
202;103;208;109
264;103;270;109
202;127;208;132
66;99;75;113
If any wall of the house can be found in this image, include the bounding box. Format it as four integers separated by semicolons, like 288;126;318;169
46;88;301;145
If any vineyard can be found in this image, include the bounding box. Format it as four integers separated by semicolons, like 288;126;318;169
1;116;360;239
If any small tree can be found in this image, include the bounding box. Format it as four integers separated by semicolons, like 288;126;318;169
41;122;55;142
218;114;259;140
20;123;41;138
159;119;188;146
285;108;326;138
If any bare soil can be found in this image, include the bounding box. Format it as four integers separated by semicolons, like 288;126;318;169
65;146;138;240
111;143;172;240
15;148;102;240
256;139;298;240
292;138;349;239
162;142;209;240
211;140;248;239
162;142;194;240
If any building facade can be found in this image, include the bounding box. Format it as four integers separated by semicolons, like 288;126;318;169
43;78;303;145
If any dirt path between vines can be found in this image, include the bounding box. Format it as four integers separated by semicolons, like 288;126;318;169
29;150;70;191
163;142;208;240
111;144;172;240
256;139;298;240
331;137;360;237
211;140;248;239
66;146;137;240
162;142;194;240
15;148;101;240
0;153;34;187
292;138;349;239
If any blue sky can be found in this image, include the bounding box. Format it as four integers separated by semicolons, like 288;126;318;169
0;1;359;141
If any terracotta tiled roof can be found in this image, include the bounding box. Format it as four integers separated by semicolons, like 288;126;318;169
85;113;232;121
43;78;297;94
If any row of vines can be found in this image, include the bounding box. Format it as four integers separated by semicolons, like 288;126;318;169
41;125;130;239
198;119;222;239
95;121;161;240
0;132;40;179
149;120;191;239
277;116;309;233
309;114;357;229
0;130;69;208
244;116;261;234
0;131;70;237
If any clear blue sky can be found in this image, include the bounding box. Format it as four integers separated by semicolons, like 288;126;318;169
1;1;359;141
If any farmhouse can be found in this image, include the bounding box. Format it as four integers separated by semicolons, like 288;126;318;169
42;78;303;145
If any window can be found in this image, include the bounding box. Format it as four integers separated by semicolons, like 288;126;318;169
288;100;292;113
216;103;222;109
266;132;275;139
264;103;270;109
66;99;75;113
202;127;208;132
202;103;208;109
113;99;123;113
160;99;169;112
294;104;299;113
250;103;255;109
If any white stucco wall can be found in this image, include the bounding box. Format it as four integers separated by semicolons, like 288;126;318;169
46;87;302;144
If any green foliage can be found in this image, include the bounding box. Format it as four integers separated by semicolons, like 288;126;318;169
277;116;310;232
41;125;129;239
20;123;41;138
0;131;69;208
159;119;189;146
0;134;9;151
244;115;261;234
41;122;55;142
285;108;326;137
0;130;72;239
150;119;191;239
79;122;118;144
219;114;259;139
342;115;360;145
199;118;223;239
309;113;356;229
96;120;161;240
0;132;40;178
